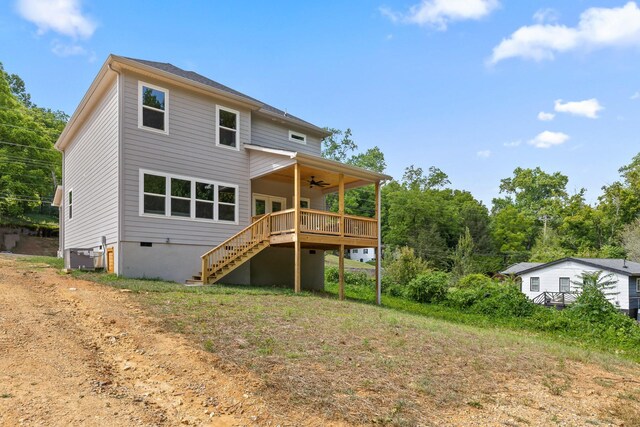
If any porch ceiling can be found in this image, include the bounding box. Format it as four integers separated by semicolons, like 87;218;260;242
246;144;391;193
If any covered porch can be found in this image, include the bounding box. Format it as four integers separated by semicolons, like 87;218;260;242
200;144;389;304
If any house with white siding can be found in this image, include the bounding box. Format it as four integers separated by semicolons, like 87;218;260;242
53;55;389;302
502;258;640;319
346;247;375;263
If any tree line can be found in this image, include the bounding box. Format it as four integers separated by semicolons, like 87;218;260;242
0;63;67;221
322;129;640;271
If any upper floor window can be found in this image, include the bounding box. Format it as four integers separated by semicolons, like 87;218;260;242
139;82;168;133
530;277;540;292
216;105;239;149
140;170;237;223
68;190;73;219
289;130;306;144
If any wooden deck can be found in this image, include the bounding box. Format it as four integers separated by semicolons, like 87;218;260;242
254;208;378;248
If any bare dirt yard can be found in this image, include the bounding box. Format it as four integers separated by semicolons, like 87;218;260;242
2;254;640;426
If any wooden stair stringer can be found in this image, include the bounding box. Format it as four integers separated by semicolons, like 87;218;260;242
206;240;270;284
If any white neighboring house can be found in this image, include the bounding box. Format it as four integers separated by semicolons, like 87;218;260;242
502;258;640;319
346;247;375;263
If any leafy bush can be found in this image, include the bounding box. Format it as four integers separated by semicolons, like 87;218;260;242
383;246;429;287
447;275;535;318
407;271;450;303
325;266;373;288
456;273;494;289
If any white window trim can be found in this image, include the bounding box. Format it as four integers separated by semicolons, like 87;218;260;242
559;277;571;293
216;105;240;151
139;169;238;225
530;277;540;292
67;189;73;221
138;81;169;135
289;130;307;144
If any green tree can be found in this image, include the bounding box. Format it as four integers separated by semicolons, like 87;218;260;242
0;62;65;218
450;227;475;282
621;218;640;262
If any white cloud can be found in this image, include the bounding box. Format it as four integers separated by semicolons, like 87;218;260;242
537;111;555;121
51;40;85;57
489;2;640;64
554;98;603;119
503;140;521;147
533;8;559;24
631;91;640;100
528;131;570;149
381;0;499;30
477;150;491;158
16;0;96;39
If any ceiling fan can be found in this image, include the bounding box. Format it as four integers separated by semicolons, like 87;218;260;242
307;176;329;188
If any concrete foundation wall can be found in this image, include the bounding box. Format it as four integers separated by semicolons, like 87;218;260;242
250;246;324;291
120;241;249;284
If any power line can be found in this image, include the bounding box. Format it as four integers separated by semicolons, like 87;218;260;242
0;196;53;203
0;122;58;134
1;156;58;168
0;140;57;151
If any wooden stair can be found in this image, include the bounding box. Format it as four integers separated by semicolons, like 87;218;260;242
195;214;272;285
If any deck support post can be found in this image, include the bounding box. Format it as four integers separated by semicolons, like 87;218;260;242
339;244;345;300
375;181;381;305
294;163;301;293
338;173;344;236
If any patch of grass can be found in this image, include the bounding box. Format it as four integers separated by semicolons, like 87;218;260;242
325;254;375;270
203;339;215;353
16;255;64;269
0;393;12;398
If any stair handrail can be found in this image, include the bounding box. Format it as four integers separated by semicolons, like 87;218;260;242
201;213;271;283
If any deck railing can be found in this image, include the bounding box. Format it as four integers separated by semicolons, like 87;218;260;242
270;209;295;235
344;214;377;239
532;291;577;307
300;209;341;235
201;214;271;283
268;208;377;239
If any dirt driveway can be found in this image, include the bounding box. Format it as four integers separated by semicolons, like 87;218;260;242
0;256;316;426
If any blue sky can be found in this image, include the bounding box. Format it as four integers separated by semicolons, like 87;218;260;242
1;0;639;207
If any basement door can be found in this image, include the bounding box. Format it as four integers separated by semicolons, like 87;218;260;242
252;193;286;216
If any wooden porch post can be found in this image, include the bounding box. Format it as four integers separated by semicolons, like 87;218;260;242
294;163;301;293
339;244;345;300
338;173;345;236
375;181;381;305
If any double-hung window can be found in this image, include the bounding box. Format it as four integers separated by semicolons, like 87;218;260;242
530;277;540;292
559;277;571;293
141;170;237;223
636;278;640;293
139;82;168;133
216;106;239;149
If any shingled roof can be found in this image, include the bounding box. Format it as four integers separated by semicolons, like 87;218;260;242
123;57;325;133
502;258;640;276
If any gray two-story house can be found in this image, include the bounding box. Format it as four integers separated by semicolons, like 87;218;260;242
53;55;388;301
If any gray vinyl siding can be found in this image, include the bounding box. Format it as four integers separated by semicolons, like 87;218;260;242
252;116;322;156
121;72;251;245
630;277;639;316
249;150;295;179
63;80;119;248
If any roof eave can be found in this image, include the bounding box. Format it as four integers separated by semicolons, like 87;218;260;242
253;109;331;138
516;257;638;276
111;55;264;109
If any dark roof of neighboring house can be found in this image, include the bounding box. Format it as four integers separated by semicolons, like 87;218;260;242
501;262;544;275
503;257;640;276
123;57;325;133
